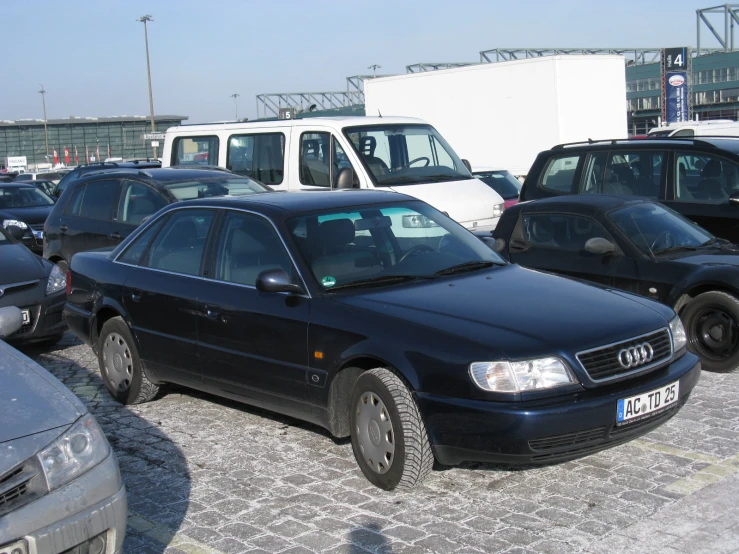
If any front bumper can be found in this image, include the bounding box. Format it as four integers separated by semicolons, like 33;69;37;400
0;452;127;554
418;352;701;466
4;291;66;343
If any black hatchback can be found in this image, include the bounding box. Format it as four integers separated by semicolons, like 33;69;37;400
519;137;739;242
43;167;270;272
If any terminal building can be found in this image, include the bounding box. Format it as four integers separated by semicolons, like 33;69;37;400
0;115;187;167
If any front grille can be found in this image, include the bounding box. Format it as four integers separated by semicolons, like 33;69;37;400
0;280;39;297
0;481;29;506
0;460;43;517
577;328;672;382
529;427;606;451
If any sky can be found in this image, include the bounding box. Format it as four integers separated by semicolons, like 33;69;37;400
1;0;726;123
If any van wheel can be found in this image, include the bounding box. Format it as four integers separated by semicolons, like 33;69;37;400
350;368;434;490
97;316;159;404
682;291;739;372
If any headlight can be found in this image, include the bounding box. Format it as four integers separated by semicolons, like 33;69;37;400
46;263;66;295
670;316;687;352
402;214;439;228
470;357;577;393
493;203;504;218
2;219;28;229
37;413;110;490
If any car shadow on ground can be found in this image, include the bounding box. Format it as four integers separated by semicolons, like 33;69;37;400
18;334;192;554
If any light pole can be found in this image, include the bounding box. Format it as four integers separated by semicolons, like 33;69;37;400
137;14;157;158
231;93;240;121
39;85;49;163
368;64;381;78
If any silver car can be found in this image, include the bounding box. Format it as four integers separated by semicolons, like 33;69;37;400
0;307;126;553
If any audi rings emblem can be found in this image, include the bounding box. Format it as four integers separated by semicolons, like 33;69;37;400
618;343;654;369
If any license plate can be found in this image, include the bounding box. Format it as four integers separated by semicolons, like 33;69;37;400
21;310;30;324
0;540;28;554
617;381;679;425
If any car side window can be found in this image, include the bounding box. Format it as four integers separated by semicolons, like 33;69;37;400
540;155;581;193
674;152;739;203
118;216;168;265
227;133;285;185
582;151;663;198
142;209;215;276
300;132;331;187
172;136;219;166
118;181;168;225
213;211;293;286
79;180;119;220
522;213;612;251
64;185;86;215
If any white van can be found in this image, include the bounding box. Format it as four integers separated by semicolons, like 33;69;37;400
648;119;739;138
162;116;505;231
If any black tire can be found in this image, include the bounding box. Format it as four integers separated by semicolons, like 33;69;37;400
349;368;434;490
97;316;159;404
682;291;739;373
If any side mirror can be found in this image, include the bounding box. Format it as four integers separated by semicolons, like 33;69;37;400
729;192;739;206
256;269;304;294
0;306;23;339
584;237;616;255
461;159;472;172
335;167;358;189
6;225;25;240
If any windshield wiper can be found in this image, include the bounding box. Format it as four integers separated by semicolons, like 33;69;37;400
434;261;496;276
326;274;433;291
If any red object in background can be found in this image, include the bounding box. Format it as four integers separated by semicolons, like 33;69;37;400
75;147;79;164
96;145;100;160
629;134;649;140
53;150;59;165
108;144;111;159
64;147;70;165
193;152;209;162
504;198;519;210
85;146;89;163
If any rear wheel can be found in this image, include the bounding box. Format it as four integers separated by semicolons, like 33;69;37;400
682;291;739;373
97;316;159;404
349;368;434;490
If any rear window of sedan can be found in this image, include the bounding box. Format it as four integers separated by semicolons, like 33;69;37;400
165;177;270;200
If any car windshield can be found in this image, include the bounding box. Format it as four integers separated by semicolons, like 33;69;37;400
343;124;472;186
608;202;714;255
287;200;505;291
0;186;55;208
474;171;522;199
165;177;270;200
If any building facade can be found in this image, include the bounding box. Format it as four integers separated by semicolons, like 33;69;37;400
0;115;187;167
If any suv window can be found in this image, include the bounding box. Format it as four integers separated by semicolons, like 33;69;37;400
227;133;285;185
118;216;168;265
541;155;581;193
118;181;168;225
172;136;219;166
143;209;215;276
79;180;119;220
65;186;85;215
522;214;612;251
675;152;739;203
582;151;663;198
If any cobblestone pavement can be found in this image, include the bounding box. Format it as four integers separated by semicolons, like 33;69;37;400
20;333;739;554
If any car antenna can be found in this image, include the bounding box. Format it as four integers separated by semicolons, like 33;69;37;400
378;109;382;118
630;214;656;261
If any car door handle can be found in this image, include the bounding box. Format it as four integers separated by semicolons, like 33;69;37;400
130;290;143;302
59;224;68;232
108;232;121;240
205;305;222;321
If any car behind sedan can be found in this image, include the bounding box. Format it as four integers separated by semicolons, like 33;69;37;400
64;190;700;490
0;184;56;254
0;307;126;552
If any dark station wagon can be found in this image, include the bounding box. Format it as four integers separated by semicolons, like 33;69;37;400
64;190;700;489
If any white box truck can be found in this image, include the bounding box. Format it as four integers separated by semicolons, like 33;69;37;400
3;156;27;173
364;55;628;178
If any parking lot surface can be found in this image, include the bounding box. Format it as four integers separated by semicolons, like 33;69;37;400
21;333;739;554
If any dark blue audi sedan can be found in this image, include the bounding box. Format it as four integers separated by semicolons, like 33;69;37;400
63;190;700;490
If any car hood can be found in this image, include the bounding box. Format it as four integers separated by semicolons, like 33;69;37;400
0;205;54;226
332;265;672;359
666;248;739;267
0;340;85;446
0;244;47;285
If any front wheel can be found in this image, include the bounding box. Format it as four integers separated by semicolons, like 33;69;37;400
349;368;434;490
682;291;739;372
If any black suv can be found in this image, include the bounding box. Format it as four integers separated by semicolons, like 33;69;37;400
44;167;271;271
520;137;739;243
52;160;161;198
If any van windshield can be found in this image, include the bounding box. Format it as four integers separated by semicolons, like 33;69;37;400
343;124;472;186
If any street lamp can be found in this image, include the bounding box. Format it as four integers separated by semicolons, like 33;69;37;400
137;14;157;158
231;93;240;121
39;85;49;163
368;64;381;78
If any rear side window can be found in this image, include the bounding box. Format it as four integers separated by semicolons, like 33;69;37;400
143;209;215;276
79;180;119;220
118;216;168;265
540;155;581;193
227;133;285;185
582;151;663;198
118;181;168;225
172;136;219;166
64;186;85;215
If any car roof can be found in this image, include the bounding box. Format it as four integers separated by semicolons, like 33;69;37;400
550;137;739;154
166;116;427;133
75;166;238;184
0;182;43;189
171;189;411;215
517;194;652;216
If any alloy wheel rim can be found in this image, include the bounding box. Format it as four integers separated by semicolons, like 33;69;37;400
102;332;133;392
356;392;395;474
691;306;739;361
